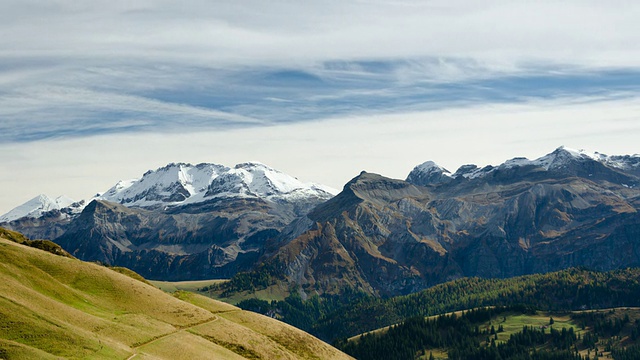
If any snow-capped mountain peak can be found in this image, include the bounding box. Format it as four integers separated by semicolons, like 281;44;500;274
413;161;450;175
205;161;338;201
492;147;637;179
99;179;137;198
0;194;79;223
407;146;640;184
494;146;594;172
95;161;338;209
506;146;640;173
591;152;640;172
97;162;229;207
406;161;452;186
531;146;598;170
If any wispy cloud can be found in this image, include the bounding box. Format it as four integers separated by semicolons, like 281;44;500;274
2;59;640;139
3;1;639;66
0;84;264;141
1;0;640;212
1;1;639;141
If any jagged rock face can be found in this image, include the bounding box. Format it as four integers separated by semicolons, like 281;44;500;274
5;148;640;293
3;209;73;240
269;149;640;297
55;199;293;280
2;161;337;281
0;195;84;239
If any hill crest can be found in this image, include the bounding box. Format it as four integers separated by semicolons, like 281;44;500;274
0;230;352;359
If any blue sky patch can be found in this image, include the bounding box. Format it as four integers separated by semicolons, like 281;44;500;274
1;58;639;143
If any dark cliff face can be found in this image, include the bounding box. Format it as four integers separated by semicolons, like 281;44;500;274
2;161;337;282
54;197;313;281
268;158;640;297
2;209;72;240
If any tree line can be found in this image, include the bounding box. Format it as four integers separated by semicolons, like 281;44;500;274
336;306;640;360
234;268;640;343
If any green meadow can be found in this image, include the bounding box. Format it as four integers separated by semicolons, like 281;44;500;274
0;229;352;359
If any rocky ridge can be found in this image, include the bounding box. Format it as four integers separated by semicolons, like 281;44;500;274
1;161;337;280
262;147;640;296
3;147;640;291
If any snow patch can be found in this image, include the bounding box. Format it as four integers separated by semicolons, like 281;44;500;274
0;194;78;222
96;161;338;209
97;163;228;207
413;161;451;175
448;146;640;180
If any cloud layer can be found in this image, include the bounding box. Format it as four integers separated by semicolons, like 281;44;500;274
3;1;639;66
2;1;640;140
1;1;639;212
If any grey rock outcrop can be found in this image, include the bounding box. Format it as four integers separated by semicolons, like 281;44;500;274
265;148;640;296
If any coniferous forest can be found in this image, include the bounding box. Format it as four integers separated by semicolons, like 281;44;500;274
336;306;640;360
235;268;640;342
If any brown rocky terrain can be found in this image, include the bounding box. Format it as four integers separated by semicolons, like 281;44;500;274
264;148;640;296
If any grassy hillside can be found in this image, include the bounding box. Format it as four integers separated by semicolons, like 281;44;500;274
159;278;291;305
0;230;352;359
0;226;73;258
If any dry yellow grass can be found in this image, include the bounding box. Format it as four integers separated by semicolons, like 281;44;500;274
177;292;353;359
173;290;239;313
0;339;64;360
0;234;352;359
136;329;246;360
0;237;213;358
218;310;353;360
191;315;296;359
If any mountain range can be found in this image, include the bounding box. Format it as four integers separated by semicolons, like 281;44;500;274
1;162;336;280
3;147;640;296
265;146;640;296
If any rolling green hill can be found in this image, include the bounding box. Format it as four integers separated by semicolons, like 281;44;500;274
0;229;352;359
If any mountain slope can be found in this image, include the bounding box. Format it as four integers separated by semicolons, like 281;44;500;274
255;147;640;297
54;198;284;280
1;161;336;238
4;147;640;293
1;161;337;281
0;229;351;359
329;268;640;342
0;194;82;223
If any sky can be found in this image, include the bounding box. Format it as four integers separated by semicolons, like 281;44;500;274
1;0;640;214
